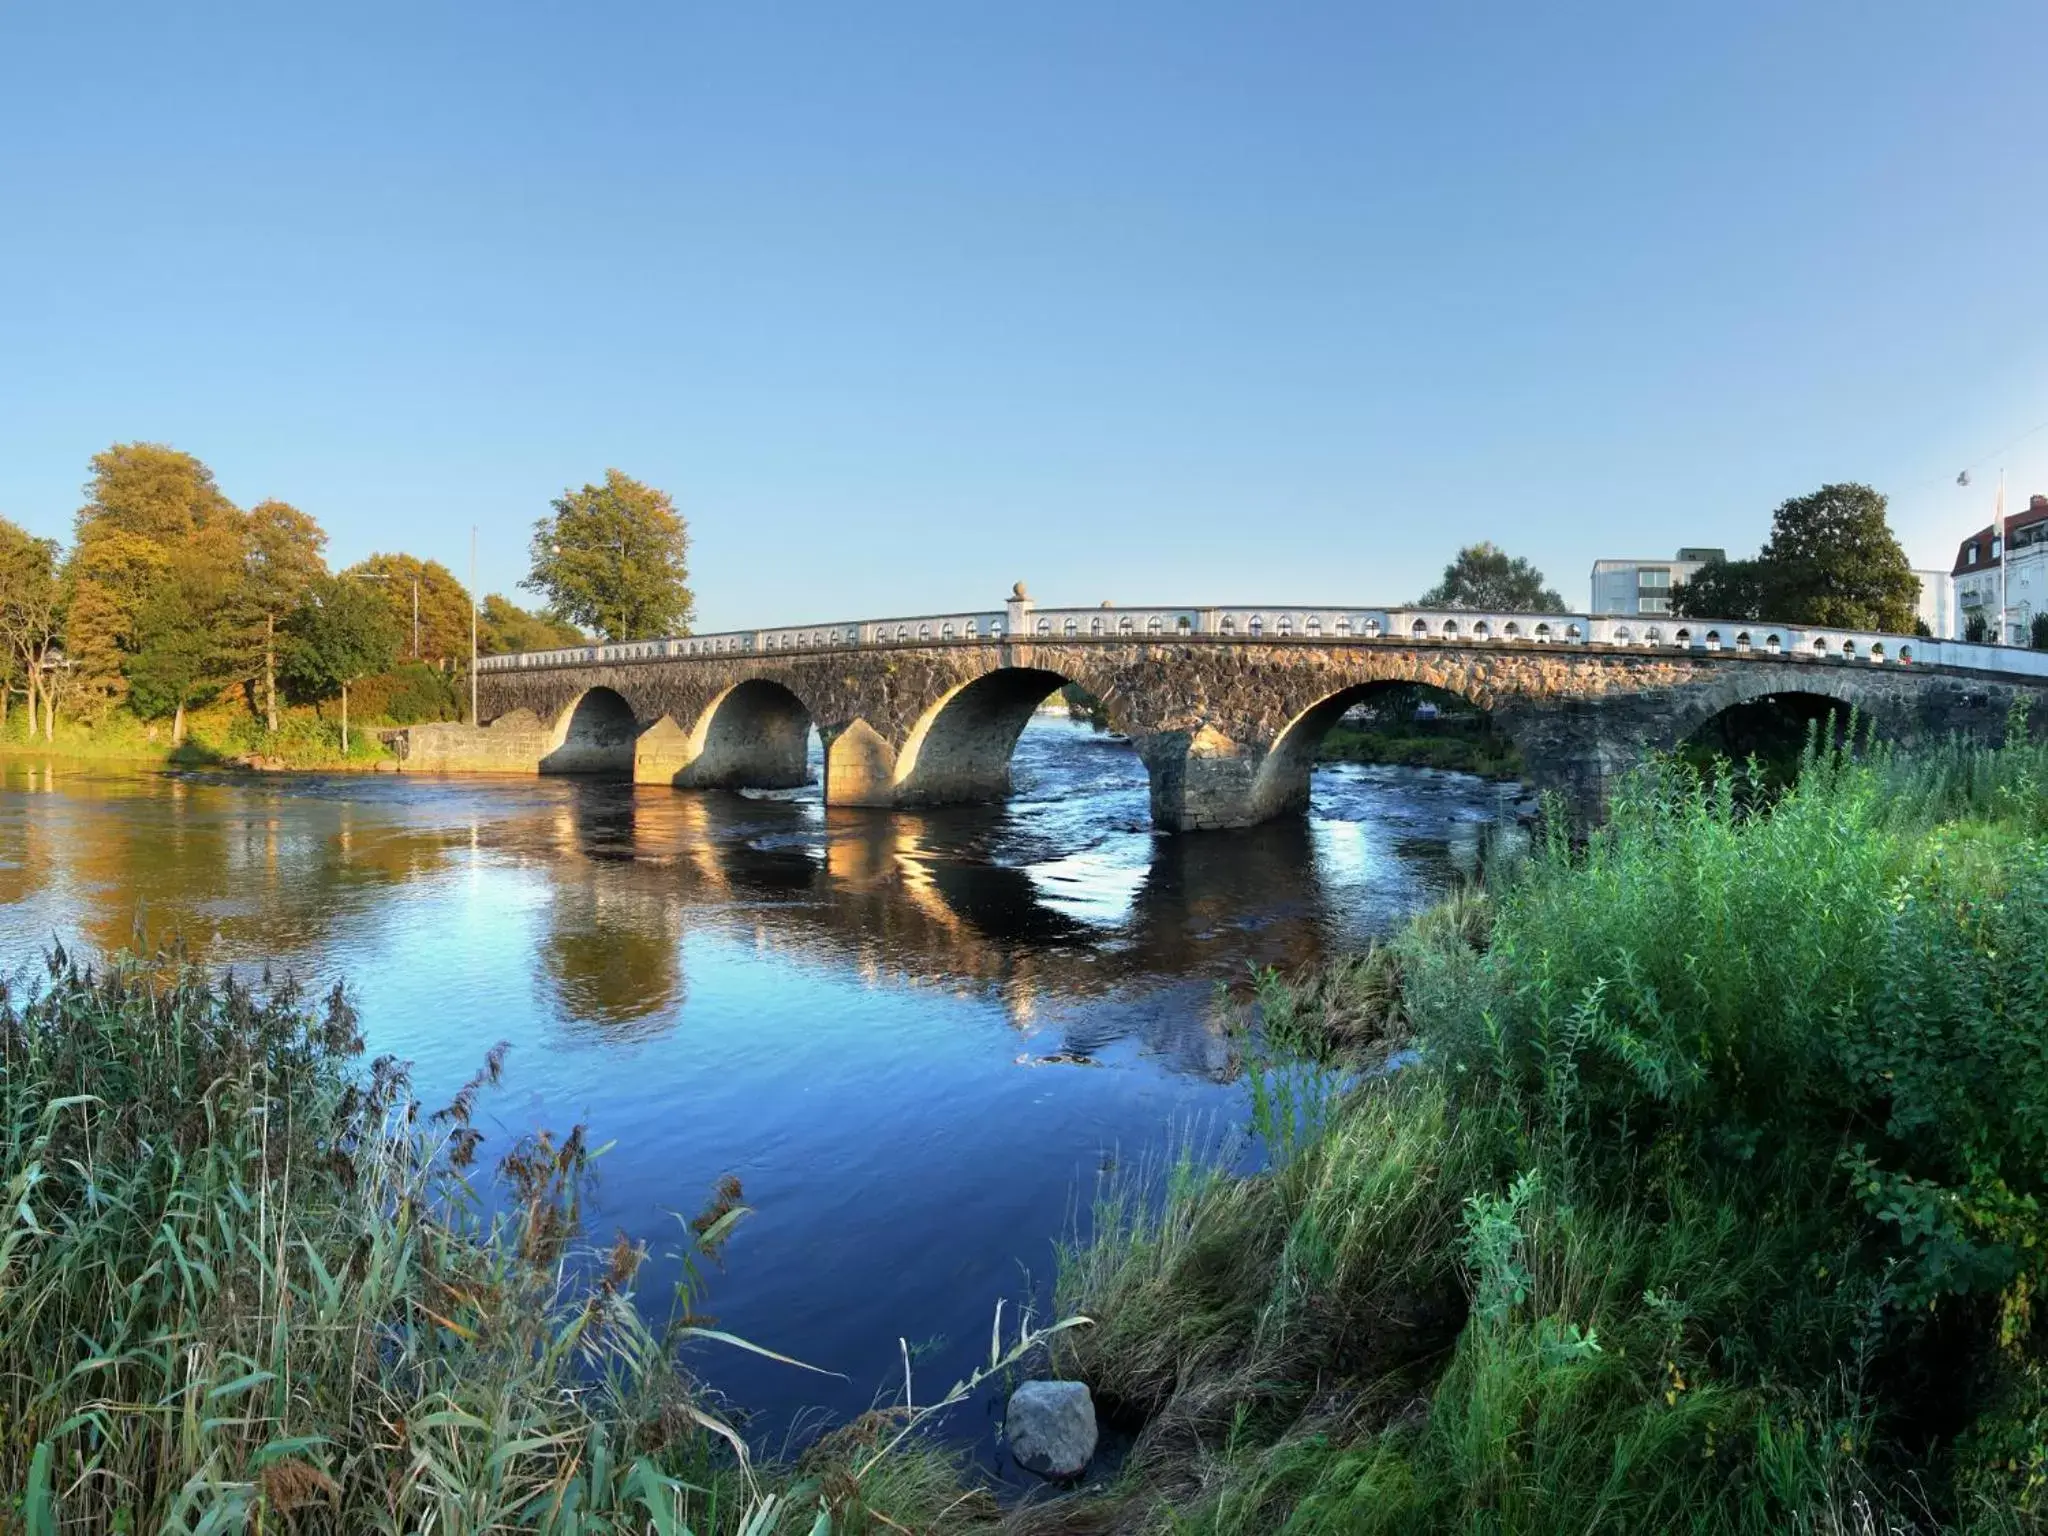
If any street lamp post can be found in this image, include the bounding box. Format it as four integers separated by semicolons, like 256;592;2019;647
354;570;419;658
470;526;478;727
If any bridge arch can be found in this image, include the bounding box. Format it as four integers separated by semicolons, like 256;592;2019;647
892;666;1098;808
668;678;817;790
541;686;642;775
1658;667;1883;758
1250;677;1517;821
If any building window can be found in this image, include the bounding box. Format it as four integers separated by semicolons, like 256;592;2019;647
1968;545;1979;565
1063;617;1078;636
1639;596;1671;615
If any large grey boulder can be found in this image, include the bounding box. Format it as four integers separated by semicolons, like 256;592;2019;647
1006;1379;1098;1480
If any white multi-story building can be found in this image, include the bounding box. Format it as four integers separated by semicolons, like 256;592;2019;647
1588;548;1724;616
1912;568;1958;640
1953;494;2048;644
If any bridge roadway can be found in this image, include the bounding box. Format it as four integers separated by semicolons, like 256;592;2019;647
396;588;2048;831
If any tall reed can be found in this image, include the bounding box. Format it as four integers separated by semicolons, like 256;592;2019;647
0;949;990;1533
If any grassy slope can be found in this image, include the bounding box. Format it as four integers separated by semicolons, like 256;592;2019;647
0;700;404;770
1317;720;1526;781
1020;721;2048;1534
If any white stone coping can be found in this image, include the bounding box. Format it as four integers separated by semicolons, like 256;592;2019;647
475;607;2048;681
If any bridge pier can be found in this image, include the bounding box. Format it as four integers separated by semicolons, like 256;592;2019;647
1136;728;1282;832
822;721;899;807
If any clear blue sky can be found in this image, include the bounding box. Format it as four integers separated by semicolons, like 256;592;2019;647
3;2;2044;627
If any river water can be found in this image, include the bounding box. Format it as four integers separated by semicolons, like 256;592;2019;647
0;716;1515;1463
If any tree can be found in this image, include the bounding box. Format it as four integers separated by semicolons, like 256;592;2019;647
346;553;474;665
1671;558;1771;620
1965;613;1990;644
1416;542;1567;612
239;500;328;733
2031;614;2048;652
1670;484;1920;632
524;470;693;641
0;519;63;742
477;593;586;655
281;576;401;752
1754;483;1918;631
124;564;226;745
66;444;239;711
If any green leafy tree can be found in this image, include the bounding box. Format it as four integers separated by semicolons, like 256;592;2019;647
477;593;586;655
2031;614;2048;652
524;470;693;641
1417;542;1567;612
281;576;402;752
0;519;64;742
1672;484;1920;632
1757;483;1918;631
1671;558;1771;620
238;500;328;733
1965;612;1990;644
66;444;239;711
124;565;227;745
346;553;474;665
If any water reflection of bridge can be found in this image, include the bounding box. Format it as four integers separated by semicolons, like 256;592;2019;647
529;781;1470;1044
0;762;1492;1071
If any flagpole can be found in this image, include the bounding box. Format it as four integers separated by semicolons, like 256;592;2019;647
469;524;479;726
1997;470;2008;644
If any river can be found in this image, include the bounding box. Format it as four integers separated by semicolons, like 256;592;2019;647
0;714;1517;1466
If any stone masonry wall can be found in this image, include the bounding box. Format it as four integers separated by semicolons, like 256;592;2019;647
455;640;2048;830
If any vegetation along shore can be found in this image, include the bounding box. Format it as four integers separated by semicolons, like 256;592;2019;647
12;719;2048;1531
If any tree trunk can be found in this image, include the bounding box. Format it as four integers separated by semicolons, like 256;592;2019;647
265;613;277;734
173;699;186;747
341;682;349;755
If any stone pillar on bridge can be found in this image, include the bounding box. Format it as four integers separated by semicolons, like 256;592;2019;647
823;721;899;806
1134;727;1294;833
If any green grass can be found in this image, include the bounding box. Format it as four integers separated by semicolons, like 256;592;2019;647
1317;721;1526;780
0;701;404;770
1021;716;2048;1534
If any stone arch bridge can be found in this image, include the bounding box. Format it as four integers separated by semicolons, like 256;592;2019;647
398;594;2048;832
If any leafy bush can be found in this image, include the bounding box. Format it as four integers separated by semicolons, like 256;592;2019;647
349;660;463;724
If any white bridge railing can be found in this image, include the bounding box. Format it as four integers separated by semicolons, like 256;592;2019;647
475;604;2048;683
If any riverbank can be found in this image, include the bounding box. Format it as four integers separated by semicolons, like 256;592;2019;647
1316;719;1525;779
0;705;401;772
1017;725;2048;1533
